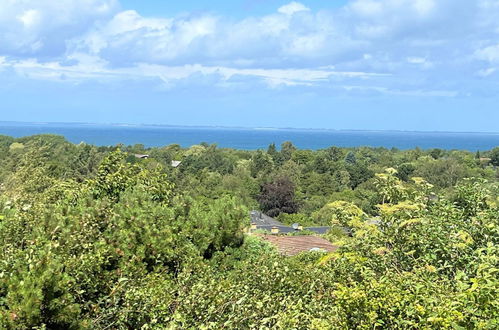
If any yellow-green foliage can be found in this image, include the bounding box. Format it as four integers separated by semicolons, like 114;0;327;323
0;136;498;329
314;200;366;229
8;143;24;152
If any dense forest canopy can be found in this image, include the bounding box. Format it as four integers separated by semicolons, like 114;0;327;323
0;134;497;328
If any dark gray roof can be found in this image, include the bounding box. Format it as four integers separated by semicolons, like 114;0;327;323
254;225;297;234
249;211;284;226
250;211;332;235
253;225;332;235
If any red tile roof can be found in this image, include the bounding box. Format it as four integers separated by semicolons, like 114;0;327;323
257;234;337;256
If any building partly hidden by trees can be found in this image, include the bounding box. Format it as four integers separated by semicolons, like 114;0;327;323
0;134;497;328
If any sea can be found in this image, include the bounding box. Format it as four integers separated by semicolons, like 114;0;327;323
0;122;498;151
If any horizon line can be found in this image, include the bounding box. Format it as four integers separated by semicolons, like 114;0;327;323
0;120;498;135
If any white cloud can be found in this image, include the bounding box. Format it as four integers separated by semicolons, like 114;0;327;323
278;2;310;16
406;57;432;68
413;0;436;16
349;0;383;17
0;0;119;55
475;44;499;63
284;34;327;56
0;55;384;89
478;67;496;77
0;1;498;97
72;10;219;64
68;3;337;67
17;9;41;28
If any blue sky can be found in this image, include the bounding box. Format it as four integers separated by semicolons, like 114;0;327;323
1;0;499;131
120;0;349;18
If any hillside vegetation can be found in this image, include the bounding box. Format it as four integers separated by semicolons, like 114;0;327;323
0;134;498;329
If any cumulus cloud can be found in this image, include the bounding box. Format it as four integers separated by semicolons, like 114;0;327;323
0;0;498;96
277;2;310;16
71;10;219;65
0;0;119;56
70;6;324;66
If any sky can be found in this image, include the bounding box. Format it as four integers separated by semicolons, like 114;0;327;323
1;0;499;132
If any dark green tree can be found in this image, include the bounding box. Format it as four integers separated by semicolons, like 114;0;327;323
344;151;357;165
280;141;296;162
490;147;499;166
250;150;274;177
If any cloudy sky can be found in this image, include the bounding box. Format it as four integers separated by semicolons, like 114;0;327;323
1;0;499;131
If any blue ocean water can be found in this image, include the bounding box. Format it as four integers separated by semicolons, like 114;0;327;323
0;122;498;151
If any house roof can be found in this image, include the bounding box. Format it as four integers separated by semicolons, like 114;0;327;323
257;234;337;256
249;211;332;234
253;225;297;234
250;211;284;227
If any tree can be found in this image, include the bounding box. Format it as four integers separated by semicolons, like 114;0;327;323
250;150;274;177
258;177;298;217
490;147;499;166
429;148;444;160
344;151;357;165
181;144;235;175
325;146;344;162
267;143;278;158
396;163;416;182
312;151;332;174
414;158;468;188
346;163;373;189
267;143;283;165
291;149;314;166
314;200;365;228
280;141;296;162
0;136;498;328
374;168;406;204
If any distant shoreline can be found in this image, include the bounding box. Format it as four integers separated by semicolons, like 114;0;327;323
1;121;498;135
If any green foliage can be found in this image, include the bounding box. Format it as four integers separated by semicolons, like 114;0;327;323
280;141;297;162
318;200;366;228
276;212;316;227
250;150;274;177
374;168;406;203
1;248;81;329
396;162;416;181
489;147;499;166
89;149;174;204
414;157;472;188
0;145;248;329
345;151;357;164
0;135;497;328
258;177;299;217
181;144;235;175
